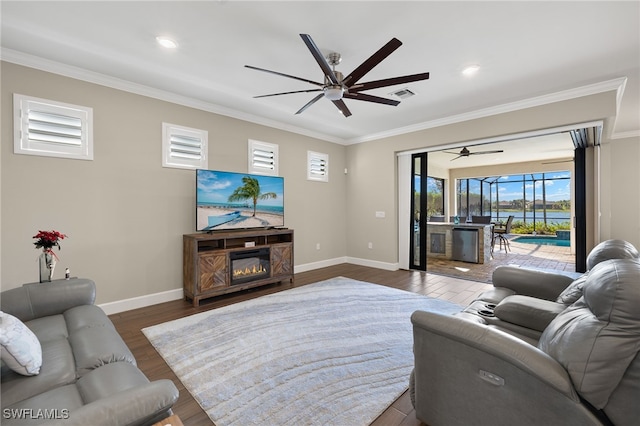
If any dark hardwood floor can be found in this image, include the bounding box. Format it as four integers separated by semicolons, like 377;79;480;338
109;264;491;426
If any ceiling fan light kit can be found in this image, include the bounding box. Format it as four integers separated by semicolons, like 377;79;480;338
245;34;430;117
323;86;344;101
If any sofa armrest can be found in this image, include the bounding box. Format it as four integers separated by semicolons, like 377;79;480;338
412;310;576;396
494;295;566;332
1;279;96;321
44;380;179;426
411;310;604;426
492;266;575;300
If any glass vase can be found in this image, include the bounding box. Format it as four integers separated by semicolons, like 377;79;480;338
39;250;56;282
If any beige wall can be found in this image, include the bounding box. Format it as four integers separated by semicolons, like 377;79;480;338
2;61;638;306
1;62;347;304
346;90;640;264
600;136;640;246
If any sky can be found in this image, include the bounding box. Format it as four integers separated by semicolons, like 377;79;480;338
196;170;284;206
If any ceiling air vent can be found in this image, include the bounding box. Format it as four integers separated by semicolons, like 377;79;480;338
390;88;416;99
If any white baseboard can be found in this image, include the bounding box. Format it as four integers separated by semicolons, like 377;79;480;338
345;257;400;271
101;257;398;315
99;288;183;316
294;257;348;273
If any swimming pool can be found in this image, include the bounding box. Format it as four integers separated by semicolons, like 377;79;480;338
512;236;570;247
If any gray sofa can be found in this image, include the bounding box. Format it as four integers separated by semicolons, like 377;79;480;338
410;240;640;425
1;279;179;426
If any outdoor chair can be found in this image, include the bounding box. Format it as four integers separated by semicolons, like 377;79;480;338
494;215;514;251
471;215;492;224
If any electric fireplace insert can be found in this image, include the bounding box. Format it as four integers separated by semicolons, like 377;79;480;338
229;247;270;285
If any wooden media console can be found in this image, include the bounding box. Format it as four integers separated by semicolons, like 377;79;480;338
183;228;294;307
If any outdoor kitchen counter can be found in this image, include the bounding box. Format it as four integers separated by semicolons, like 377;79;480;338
425;222;493;264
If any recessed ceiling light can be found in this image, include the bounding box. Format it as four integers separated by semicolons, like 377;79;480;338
156;36;178;49
462;65;480;76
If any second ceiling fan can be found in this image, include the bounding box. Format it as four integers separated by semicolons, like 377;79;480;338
245;34;430;117
444;146;504;161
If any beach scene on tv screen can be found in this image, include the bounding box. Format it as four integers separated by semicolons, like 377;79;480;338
197;170;284;231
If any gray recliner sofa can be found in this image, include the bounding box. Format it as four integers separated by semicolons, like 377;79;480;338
1;279;179;425
410;240;640;426
456;239;640;343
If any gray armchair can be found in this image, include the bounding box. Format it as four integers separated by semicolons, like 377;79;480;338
410;258;640;426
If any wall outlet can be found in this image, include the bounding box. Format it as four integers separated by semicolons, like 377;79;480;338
368;242;373;249
316;243;321;250
375;211;385;218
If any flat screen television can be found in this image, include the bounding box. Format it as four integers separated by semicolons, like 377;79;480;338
196;169;284;232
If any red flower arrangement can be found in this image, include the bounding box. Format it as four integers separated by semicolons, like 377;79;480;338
33;230;67;251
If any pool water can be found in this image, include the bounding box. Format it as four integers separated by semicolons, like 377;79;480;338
512;236;570;247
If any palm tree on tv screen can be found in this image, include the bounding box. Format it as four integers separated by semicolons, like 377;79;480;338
228;176;277;217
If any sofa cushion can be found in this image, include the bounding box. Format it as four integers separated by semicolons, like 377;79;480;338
0;312;42;376
538;259;640;409
474;287;516;304
2;384;83;426
1;339;76;408
76;362;150;403
586;239;640;270
494;295;565;332
70;326;136;376
26;315;68;344
555;274;588;305
63;305;115;334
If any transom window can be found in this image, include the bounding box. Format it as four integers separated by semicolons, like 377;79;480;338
13;94;93;160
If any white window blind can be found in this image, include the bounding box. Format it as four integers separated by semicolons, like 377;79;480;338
14;94;93;160
162;123;208;169
248;139;279;176
307;151;329;182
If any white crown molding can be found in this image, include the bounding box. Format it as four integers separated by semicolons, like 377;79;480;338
346;77;629;145
0;48;345;145
2;48;632;146
610;130;640;140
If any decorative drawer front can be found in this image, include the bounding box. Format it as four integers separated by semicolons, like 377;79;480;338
198;252;228;291
271;243;292;276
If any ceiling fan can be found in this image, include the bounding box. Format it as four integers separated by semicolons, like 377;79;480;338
245;34;430;117
444;146;504;161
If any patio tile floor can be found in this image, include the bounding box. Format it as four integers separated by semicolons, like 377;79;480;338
426;237;576;283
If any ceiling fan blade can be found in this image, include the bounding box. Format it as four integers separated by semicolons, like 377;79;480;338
299;34;340;85
245;65;324;87
254;89;322;99
332;99;352;117
450;155;463;161
295;94;324;115
343;92;400;106
470;150;504;155
443;150;463;155
342;38;403;87
349;72;430;92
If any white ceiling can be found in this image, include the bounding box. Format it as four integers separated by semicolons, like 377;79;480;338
426;132;576;171
2;1;639;149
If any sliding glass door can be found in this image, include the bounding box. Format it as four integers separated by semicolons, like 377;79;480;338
410;154;427;270
410;153;445;270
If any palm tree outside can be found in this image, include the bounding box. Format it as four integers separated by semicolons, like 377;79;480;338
228;176;277;217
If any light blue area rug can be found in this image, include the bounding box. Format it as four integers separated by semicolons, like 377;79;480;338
142;277;461;426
